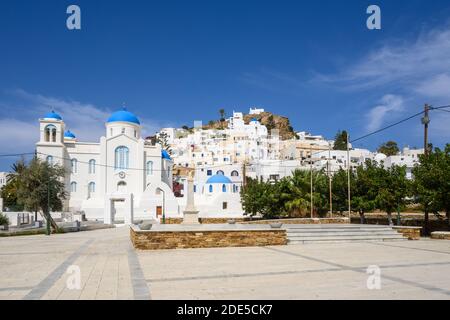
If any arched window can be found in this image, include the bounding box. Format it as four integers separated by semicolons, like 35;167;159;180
209;185;213;193
222;184;227;192
89;159;96;174
88;182;95;193
44;125;57;142
233;184;237;193
193;185;197;193
115;146;129;170
216;170;224;175
46;155;53;165
70;182;77;193
146;161;153;175
71;159;78;173
231;170;239;177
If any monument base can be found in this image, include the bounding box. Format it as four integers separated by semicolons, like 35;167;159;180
182;211;200;225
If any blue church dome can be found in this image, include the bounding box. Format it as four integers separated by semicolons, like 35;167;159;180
64;130;76;139
107;108;140;125
43;110;62;121
206;173;232;184
161;150;172;160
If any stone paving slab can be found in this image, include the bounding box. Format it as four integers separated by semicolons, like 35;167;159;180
0;226;449;300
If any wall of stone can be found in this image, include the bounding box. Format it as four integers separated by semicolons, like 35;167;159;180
164;217;250;224
392;226;422;240
130;227;287;250
162;217;349;225
199;218;248;224
351;216;449;234
164;218;184;224
431;231;450;240
243;218;350;225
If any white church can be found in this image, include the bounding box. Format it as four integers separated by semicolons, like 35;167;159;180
35;108;244;224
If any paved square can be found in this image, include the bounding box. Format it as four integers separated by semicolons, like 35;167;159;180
0;226;449;299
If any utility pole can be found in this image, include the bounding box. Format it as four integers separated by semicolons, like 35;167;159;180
310;145;313;219
328;142;333;218
346;132;351;222
422;104;430;155
242;161;247;189
46;180;51;236
421;104;431;235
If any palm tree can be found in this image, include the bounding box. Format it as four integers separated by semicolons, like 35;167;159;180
284;170;310;216
219;109;225;121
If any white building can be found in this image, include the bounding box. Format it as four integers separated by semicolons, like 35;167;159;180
383;147;424;179
249;107;265;115
36;109;181;224
35;108;247;223
0;172;7;212
0;172;7;190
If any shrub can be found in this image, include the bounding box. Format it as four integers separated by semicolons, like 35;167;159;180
0;213;10;227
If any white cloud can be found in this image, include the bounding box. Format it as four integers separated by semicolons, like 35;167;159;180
0;119;38;154
415;73;450;99
319;26;450;92
366;94;404;132
315;24;450;136
0;89;171;155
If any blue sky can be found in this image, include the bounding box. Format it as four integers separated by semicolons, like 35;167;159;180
1;0;450;170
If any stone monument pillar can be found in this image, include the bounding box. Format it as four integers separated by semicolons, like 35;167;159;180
182;172;199;224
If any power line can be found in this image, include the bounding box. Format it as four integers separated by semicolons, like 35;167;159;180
350;110;425;144
432;108;450;114
36;151;240;172
2;104;448;172
0;152;35;158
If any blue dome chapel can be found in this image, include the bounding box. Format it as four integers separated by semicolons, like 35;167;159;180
107;108;140;125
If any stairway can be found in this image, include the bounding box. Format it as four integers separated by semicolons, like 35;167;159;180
285;224;406;244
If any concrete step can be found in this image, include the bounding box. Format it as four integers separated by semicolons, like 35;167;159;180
288;232;403;239
287;231;402;238
284;225;392;230
288;238;406;244
286;228;396;234
283;224;405;244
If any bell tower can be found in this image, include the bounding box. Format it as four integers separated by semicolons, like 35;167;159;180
38;110;65;144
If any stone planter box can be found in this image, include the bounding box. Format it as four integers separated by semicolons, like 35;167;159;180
392;226;422;240
130;225;287;250
270;223;283;229
431;231;450;240
139;223;153;230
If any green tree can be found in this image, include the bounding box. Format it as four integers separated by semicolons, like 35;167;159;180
412;145;450;233
241;170;330;219
375;165;410;226
333;130;348;150
284;170;309;216
0;160;27;211
240;178;288;219
14;158;67;235
1;181;21;211
240;178;266;217
377;141;400;156
352;160;379;224
331;168;353;213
